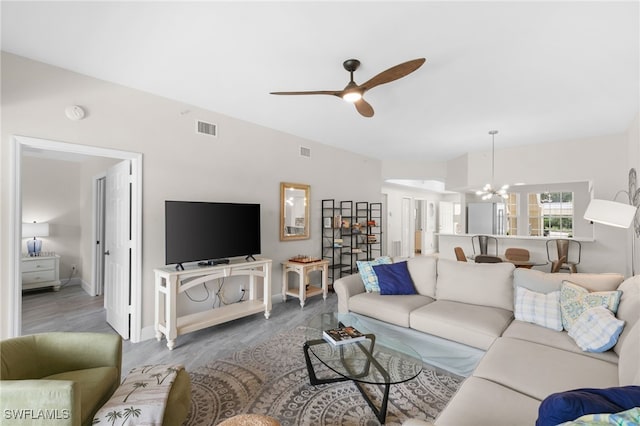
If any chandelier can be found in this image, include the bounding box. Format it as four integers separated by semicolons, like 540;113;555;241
476;130;509;201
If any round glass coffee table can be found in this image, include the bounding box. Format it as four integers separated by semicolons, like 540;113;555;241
303;313;423;423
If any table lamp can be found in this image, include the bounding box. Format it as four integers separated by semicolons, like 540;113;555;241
22;221;50;256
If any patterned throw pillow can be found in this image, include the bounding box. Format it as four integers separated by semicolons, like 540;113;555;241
514;286;563;331
560;281;622;331
357;256;392;292
568;306;625;352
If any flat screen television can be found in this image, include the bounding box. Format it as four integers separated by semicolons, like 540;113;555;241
165;201;261;268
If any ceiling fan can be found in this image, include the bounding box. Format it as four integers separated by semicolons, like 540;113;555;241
270;58;426;117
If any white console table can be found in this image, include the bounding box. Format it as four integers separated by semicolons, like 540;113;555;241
154;257;272;350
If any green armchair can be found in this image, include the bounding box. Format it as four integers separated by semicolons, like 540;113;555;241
0;332;121;426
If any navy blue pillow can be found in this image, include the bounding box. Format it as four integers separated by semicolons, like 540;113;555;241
372;261;416;295
536;386;640;426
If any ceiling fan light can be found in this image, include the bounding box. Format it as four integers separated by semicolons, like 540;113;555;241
343;91;362;103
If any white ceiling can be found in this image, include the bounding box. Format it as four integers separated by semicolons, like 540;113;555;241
2;1;638;162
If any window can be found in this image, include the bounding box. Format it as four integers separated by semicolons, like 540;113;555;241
534;192;574;237
505;193;517;235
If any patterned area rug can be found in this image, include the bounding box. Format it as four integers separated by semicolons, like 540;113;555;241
185;326;463;425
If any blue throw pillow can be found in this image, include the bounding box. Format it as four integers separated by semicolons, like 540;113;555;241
536;386;640;426
372;261;416;295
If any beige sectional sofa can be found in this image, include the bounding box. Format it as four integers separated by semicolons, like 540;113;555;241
334;256;640;425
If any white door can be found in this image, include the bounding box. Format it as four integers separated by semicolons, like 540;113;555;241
439;201;454;234
104;160;131;339
94;176;106;296
401;198;412;257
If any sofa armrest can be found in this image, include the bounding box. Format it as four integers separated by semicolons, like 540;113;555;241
334;273;366;313
0;380;81;426
35;333;122;379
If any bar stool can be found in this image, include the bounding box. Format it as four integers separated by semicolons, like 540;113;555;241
546;239;581;273
472;235;499;256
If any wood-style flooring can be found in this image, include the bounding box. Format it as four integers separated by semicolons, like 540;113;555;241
22;284;338;374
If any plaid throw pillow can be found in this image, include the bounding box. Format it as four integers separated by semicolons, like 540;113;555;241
568;306;625;352
357;256;392;292
514;286;563;331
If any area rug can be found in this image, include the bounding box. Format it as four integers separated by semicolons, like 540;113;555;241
184;326;463;425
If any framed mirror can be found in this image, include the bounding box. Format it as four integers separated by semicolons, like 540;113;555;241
280;182;310;241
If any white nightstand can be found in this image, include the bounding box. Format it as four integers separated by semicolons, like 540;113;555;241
22;254;61;291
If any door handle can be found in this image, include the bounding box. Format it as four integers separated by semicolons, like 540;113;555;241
104;250;110;256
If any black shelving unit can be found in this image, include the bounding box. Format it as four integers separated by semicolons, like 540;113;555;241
367;202;383;260
321;199;350;287
339;200;355;274
321;199;384;285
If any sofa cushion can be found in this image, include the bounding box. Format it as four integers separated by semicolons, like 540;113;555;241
45;366;119;425
514;268;624;294
473;338;619;401
515;286;563;331
614;275;640;356
406;255;438;297
569;306;625;353
434;376;541;426
410;300;513;350
502;320;619;364
436;258;515;311
536;386;640;426
560;281;621;331
374;261;416;295
347;293;433;327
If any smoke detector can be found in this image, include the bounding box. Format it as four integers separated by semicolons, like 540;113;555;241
65;105;86;121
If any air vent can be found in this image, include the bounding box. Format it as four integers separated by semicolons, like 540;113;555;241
196;120;217;137
299;146;311;158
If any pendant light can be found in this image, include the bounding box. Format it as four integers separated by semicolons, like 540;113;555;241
476;130;509;201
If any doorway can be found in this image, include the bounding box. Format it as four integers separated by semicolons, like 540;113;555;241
9;135;143;342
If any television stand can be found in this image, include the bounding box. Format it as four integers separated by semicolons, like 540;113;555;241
154;257;272;350
246;254;256;261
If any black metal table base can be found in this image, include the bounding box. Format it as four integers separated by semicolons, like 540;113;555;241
303;334;392;424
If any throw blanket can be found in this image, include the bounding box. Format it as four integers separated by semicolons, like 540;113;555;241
93;364;184;426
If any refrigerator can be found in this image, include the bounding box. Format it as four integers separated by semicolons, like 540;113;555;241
467;202;506;235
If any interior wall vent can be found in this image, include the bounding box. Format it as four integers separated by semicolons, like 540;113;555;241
299;146;311;158
196;120;217;137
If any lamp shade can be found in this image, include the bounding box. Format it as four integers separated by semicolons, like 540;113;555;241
22;222;49;238
584;199;638;229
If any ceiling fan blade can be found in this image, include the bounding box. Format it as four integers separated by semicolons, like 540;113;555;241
360;58;426;91
270;90;340;96
354;98;374;117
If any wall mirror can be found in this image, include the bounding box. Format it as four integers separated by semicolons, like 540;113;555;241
280;182;310;241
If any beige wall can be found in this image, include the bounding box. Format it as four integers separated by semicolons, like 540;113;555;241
1;52;382;339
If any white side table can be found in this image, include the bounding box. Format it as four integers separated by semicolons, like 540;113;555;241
281;259;329;308
22;254;61;291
